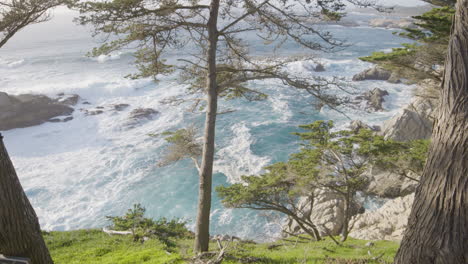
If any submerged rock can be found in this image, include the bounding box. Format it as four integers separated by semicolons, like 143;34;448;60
82;109;104;116
0;92;75;131
112;103;130;111
349;194;414;241
314;63;326;72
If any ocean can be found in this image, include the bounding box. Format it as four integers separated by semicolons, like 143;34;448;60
0;8;418;241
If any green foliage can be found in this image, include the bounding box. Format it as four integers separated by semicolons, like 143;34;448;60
360;43;418;63
106;204;192;248
217;162;301;210
158;126;202;167
372;139;429;179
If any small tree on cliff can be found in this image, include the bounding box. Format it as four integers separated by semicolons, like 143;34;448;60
73;0;386;252
394;0;468;263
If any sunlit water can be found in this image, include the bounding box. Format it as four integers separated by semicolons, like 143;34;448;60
0;10;417;241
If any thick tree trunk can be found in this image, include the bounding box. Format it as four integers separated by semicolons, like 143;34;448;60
0;133;53;264
194;0;220;253
394;1;468;263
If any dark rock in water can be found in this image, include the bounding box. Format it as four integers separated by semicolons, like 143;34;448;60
352;67;392;81
82;101;91;105
122;108;159;129
0;92;74;131
112;103;130;111
81;103;130;116
82;109;104;116
63;116;74;122
366;88;389;111
129;108;159;120
314;63;326;72
354;88;389;112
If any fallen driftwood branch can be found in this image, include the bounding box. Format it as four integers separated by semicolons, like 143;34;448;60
102;227;132;235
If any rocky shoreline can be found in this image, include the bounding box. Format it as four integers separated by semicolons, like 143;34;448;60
0;92;160;131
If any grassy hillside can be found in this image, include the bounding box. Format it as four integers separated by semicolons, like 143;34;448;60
43;230;399;264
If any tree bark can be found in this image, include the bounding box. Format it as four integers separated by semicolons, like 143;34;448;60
194;0;220;253
340;192;350;242
0;133;53;264
394;1;468;263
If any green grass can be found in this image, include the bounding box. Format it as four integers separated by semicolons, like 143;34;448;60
44;230;184;264
44;230;399;264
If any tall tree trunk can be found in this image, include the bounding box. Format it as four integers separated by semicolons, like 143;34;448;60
0;133;53;264
394;1;468;263
340;192;350;242
194;0;220;253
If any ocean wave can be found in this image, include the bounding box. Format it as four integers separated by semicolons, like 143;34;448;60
93;52;124;63
214;122;270;183
0;58;25;68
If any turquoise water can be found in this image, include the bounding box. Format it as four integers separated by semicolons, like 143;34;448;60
0;11;416;241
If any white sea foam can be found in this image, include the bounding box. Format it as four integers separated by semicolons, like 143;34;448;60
0;58;25;68
94;52;123;63
214;122;270;183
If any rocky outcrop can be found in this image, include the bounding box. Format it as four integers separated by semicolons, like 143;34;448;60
354;88;389;112
0;92;77;131
382;97;437;141
352;67;392;82
363;166;419;199
348;120;381;133
283;189;363;237
387;72;402;84
129;108;159;120
120;108;160;128
349;194;414;241
369;18;416;29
